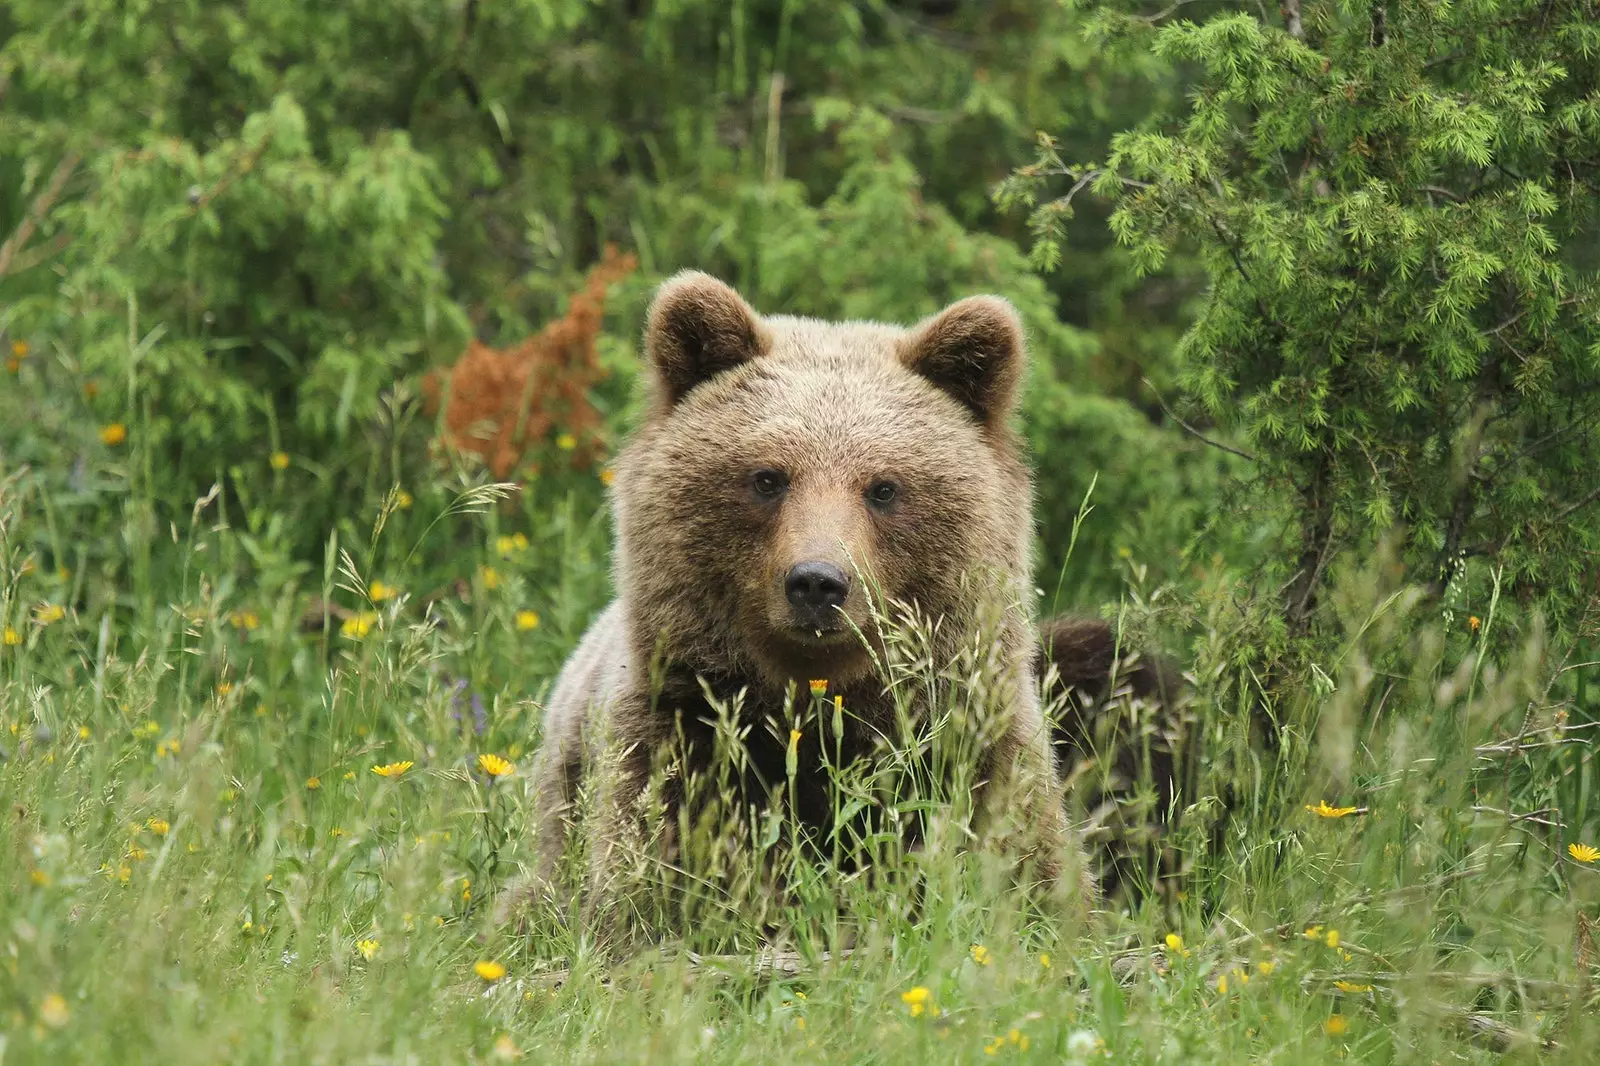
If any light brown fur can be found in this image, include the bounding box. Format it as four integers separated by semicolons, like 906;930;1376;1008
508;272;1088;927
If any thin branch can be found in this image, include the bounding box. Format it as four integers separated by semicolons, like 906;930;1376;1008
1281;0;1304;39
0;150;80;278
1142;377;1259;462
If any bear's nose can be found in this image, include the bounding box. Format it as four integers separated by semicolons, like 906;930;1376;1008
785;561;850;614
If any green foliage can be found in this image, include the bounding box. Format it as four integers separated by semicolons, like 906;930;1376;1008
1008;0;1600;642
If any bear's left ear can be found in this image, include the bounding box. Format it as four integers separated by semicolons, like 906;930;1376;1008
898;295;1027;430
644;271;772;409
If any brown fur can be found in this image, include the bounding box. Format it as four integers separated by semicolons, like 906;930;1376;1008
508;272;1086;929
1036;616;1191;900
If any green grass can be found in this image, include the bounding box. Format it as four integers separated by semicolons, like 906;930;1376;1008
2;460;1597;1065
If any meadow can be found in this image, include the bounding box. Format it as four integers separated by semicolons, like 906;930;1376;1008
1;441;1596;1064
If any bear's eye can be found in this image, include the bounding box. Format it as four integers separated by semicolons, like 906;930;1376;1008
866;480;899;508
750;468;788;500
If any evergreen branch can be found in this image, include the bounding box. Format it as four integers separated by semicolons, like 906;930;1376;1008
1141;378;1258;462
0;150;79;279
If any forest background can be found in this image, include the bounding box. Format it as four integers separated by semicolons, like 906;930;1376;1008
2;0;1599;1062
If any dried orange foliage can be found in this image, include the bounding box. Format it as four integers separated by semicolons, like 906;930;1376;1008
423;247;636;478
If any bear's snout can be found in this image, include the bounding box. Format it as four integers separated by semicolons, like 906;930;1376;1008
784;561;850;628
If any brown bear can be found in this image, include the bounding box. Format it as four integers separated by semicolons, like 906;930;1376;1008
1036;616;1191;902
506;271;1089;931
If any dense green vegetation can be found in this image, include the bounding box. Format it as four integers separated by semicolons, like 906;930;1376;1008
1;1;1597;1062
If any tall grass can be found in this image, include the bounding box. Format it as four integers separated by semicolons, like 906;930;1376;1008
1;435;1597;1064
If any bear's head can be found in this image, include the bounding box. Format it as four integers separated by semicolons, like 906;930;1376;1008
613;271;1035;690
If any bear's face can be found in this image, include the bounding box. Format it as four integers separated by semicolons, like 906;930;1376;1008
614;273;1033;690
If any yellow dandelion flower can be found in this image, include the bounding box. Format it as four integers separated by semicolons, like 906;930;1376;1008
480;566;500;590
147;818;170;836
1568;842;1599;863
1324;1015;1348;1036
970;944;991;966
34;603;66;625
341;611;379;639
808;679;828;697
1038;952;1051;969
305;776;321;790
555;432;577;451
356;939;380;960
1257;960;1275;976
599;468;616;486
99;423;127;446
372;760;414;778
1334;980;1372;993
475;960;507;982
1305;801;1360;818
11;339;29;358
478;753;515;777
269;451;290;471
39;992;69;1029
3;626;20;646
1325;929;1340;948
515;609;540;631
901;985;932;1017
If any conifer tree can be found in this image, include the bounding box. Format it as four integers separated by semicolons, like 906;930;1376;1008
1007;0;1600;643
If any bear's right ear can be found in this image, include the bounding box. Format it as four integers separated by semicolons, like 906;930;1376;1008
644;271;771;408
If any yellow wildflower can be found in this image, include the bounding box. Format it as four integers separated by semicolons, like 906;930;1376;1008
1038;952;1051;969
1306;800;1360;818
1325;929;1340;948
480;566;500;590
147;818;170;836
1467;614;1481;633
31;868;50;886
1164;932;1185;954
599;468;616;487
372;760;414;778
1334;980;1372;993
478;753;515;777
901;985;932;1017
216;682;233;696
99;423;127;446
495;533;530;557
77;725;90;739
11;339;29;358
1217;973;1229;994
475;960;507;982
306;776;321;790
39;992;69;1029
1324;1015;1348;1036
970;944;991;966
1257;960;1276;976
269;451;290;471
341;611;379;639
356;939;379;960
515;610;540;631
490;1033;521;1061
330;827;346;838
3;626;19;645
1568;842;1599;863
34;603;66;625
155;738;181;758
228;610;260;630
555;432;577;451
808;679;828;697
368;580;398;602
5;356;18;373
